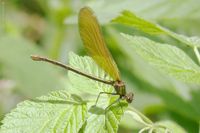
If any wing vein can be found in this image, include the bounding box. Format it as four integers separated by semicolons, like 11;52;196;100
78;7;121;80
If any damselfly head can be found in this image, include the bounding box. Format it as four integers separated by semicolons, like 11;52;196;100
125;92;134;103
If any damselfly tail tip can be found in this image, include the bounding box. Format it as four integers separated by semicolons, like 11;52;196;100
31;55;42;61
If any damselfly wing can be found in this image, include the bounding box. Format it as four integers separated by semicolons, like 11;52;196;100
78;7;133;104
79;7;120;81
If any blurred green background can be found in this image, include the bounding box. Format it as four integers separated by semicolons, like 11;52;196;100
0;0;200;132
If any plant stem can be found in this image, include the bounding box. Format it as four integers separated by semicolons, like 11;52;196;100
49;26;65;59
127;106;153;125
0;0;6;34
194;47;200;65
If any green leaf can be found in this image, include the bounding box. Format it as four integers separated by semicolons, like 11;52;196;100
121;108;187;133
105;27;200;130
113;10;164;34
0;91;87;133
113;10;200;47
84;102;127;133
125;109;152;126
154;120;187;133
122;33;200;84
0;52;128;133
68;52;127;133
68;52;113;95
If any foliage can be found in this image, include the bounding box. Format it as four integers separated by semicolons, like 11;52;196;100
0;53;186;133
112;7;200;132
121;34;200;84
0;53;126;133
0;0;200;133
0;91;87;133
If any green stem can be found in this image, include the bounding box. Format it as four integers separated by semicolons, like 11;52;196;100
0;0;6;34
127;106;153;125
138;127;150;133
194;47;200;65
199;121;200;133
49;26;65;59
